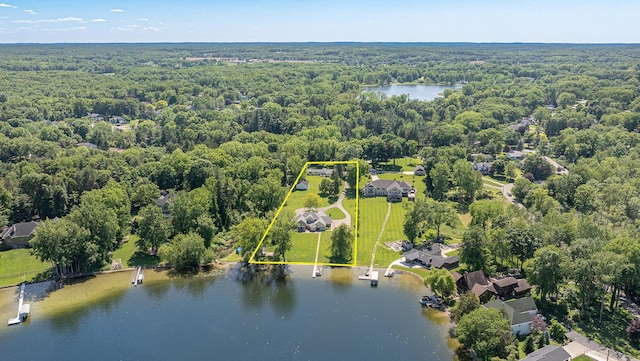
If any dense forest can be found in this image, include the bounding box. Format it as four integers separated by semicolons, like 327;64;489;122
1;43;640;358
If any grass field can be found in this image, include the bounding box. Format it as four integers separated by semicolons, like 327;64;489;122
284;175;333;211
108;235;160;269
262;231;337;264
377;157;420;172
325;207;346;219
0;249;50;288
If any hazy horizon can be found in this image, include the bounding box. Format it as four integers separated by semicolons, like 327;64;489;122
0;0;639;44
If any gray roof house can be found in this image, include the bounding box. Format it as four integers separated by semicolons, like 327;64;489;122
307;168;334;177
414;165;426;176
519;345;571;361
296;211;332;232
362;180;412;202
402;244;459;270
1;221;39;248
483;297;538;336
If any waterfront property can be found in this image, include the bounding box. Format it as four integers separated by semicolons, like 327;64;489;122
482;297;538;335
401;244;459;270
1;221;38;248
454;270;531;302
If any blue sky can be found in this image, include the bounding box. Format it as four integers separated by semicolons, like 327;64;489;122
0;0;638;43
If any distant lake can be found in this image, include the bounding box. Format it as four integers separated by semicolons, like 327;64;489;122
0;267;453;361
364;84;462;101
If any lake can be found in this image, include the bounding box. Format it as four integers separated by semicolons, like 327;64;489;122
0;266;453;361
364;84;462;101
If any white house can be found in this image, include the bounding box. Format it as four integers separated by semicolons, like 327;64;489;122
307;168;333;177
483;297;538;336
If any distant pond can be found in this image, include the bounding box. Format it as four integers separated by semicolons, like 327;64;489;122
364;84;462;101
0;266;453;361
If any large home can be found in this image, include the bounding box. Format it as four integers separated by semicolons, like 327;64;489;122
401;244;459;270
519;345;570;361
1;221;39;248
483;297;539;336
307;168;334;177
414;165;426;176
492;276;532;298
472;161;493;175
295;211;332;232
295;179;309;190
457;270;496;302
362;179;413;202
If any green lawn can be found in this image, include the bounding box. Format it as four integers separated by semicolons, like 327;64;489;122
572;356;594;361
482;176;508;186
109;235;160;269
325;207;346;220
284;175;333;211
0;248;51;288
377;157;420;172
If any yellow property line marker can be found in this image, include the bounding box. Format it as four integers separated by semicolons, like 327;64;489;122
249;160;359;267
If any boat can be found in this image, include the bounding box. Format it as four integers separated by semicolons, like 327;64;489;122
419;295;443;308
370;271;379;287
384;269;394;277
315;267;322;277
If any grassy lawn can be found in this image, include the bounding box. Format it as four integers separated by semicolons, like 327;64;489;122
482;176;508;186
325;207;346;220
356;197;392;267
572;356;595;361
458;213;472;227
377;157;420;172
283;175;332;211
392;265;430;279
0;248;51;288
285;232;321;263
109;235;160;268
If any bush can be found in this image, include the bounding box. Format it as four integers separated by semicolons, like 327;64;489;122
548;319;566;343
627;319;640;341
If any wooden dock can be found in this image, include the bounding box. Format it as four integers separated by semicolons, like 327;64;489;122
7;283;30;326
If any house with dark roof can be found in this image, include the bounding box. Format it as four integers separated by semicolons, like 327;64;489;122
1;221;38;248
362;179;413;202
295;211;332;232
401;244;459;270
457;270;496;302
414;165;426;176
519;345;570;361
492;276;532;297
295;179;309;190
483;297;538;335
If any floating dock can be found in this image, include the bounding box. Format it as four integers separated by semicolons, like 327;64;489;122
370;271;379;287
7;283;30;326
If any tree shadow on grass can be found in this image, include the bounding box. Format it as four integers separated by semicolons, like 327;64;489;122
126;252;160;267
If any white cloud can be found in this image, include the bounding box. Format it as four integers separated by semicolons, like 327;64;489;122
42;26;86;32
110;9;124;13
24;9;37;15
92;18;107;22
0;3;17;8
137;18;148;21
143;26;161;31
112;24;138;31
13;17;85;24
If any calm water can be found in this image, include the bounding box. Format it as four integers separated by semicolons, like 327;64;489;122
364;84;462;101
0;267;452;361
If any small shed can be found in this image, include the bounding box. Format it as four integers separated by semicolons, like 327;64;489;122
371;271;379;287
